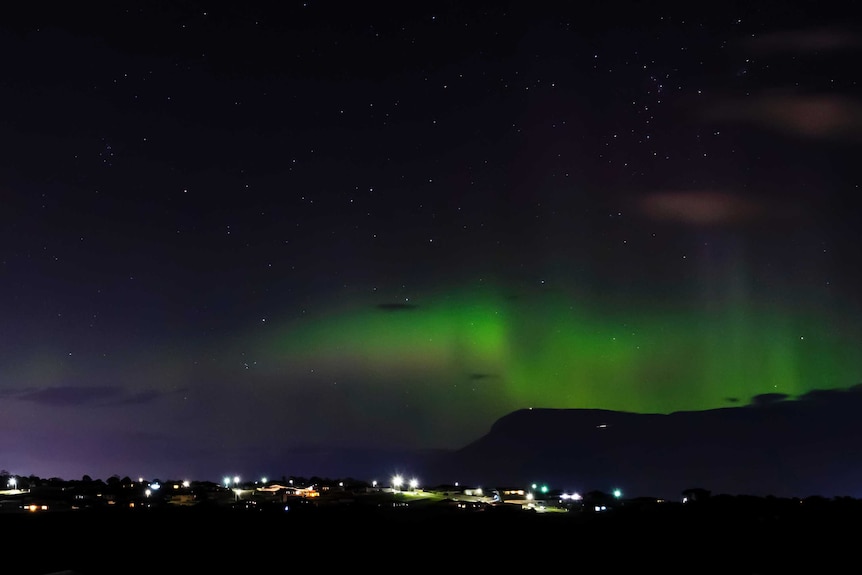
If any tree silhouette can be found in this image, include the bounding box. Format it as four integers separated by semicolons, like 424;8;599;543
682;487;711;502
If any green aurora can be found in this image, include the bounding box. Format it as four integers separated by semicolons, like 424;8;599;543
262;286;862;417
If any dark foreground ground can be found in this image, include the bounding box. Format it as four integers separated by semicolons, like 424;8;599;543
4;496;860;575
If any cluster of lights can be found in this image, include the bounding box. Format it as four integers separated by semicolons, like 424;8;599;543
390;474;420;491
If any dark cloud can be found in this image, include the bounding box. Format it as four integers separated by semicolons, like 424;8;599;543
797;385;862;402
749;392;790;406
110;389;165;406
6;386;164;407
376;303;419;311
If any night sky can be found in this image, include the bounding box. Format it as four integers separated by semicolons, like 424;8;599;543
2;1;861;483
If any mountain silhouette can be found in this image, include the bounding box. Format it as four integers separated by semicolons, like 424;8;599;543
421;385;862;500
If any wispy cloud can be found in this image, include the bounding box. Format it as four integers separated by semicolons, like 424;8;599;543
704;92;862;140
745;26;861;54
639;190;762;226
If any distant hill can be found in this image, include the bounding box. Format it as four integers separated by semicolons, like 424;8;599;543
420;386;862;500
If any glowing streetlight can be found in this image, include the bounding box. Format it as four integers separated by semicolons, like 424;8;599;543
613;489;623;499
391;475;403;491
409;478;419;491
8;477;17;489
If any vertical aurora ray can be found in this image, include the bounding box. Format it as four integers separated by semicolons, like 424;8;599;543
503;293;862;413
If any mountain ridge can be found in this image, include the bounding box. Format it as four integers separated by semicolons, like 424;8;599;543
422;386;862;500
